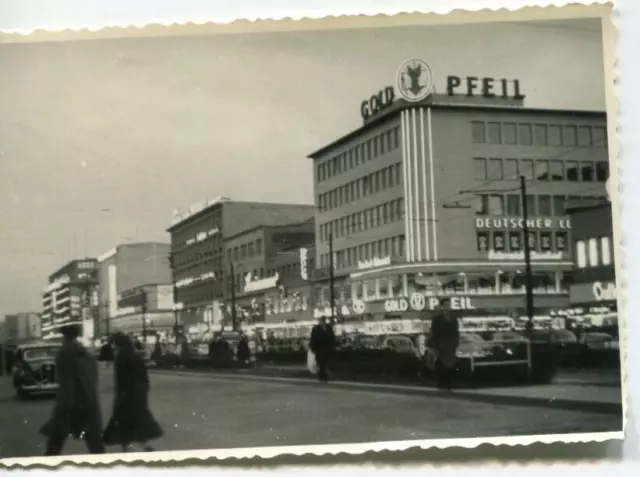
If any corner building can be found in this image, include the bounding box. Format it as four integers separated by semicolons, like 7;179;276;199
308;67;609;321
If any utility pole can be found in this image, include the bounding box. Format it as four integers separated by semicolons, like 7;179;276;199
141;289;148;344
229;260;237;331
328;232;335;323
104;299;110;337
169;252;180;335
520;175;535;332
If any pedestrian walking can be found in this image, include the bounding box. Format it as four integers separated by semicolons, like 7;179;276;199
237;335;251;364
428;298;460;391
98;340;114;369
39;324;105;456
103;332;163;452
309;317;336;382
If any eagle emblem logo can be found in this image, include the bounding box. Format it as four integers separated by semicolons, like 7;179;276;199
396;58;434;102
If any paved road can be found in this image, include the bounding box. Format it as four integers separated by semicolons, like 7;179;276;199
0;369;623;459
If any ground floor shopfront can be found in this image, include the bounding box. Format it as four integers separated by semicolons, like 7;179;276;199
568;279;618;328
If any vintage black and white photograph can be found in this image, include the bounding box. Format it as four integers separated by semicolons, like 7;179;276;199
0;4;623;464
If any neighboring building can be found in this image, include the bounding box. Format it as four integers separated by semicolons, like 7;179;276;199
41;259;98;342
1;313;42;345
307;59;610;322
224;219;316;329
96;242;172;338
108;283;175;337
567;198;617;326
167;197;315;332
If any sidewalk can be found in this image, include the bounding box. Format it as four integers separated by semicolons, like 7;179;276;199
150;364;624;416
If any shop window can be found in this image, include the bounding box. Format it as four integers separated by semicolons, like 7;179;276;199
538;195;552;216
535;159;549;180
474;158;487;179
466;273;495;295
488;195;504;216
525;195;537;215
528;231;538;250
487;122;502;144
548;125;562;146
521;159;534;180
563;125;577;147
503;123;517;144
601;236;612;266
550;160;564;181
488;158;503;179
471;121;486;143
588;238;599;267
581;162;595;182
596;162;609;182
534;124;548;146
566;161;579;182
504;158;519;180
578;126;592;147
378;278;390;299
508;231;523;251
492;231;506;251
364;279;377;301
506;195;520;216
518;124;532;146
539;231;552;251
553;196;566;216
593;126;607;148
477;231;489;252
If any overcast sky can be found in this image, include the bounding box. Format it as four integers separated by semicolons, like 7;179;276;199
0;18;605;316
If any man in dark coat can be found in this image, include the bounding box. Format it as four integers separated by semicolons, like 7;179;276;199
428;298;460;390
40;324;105;455
310;317;336;382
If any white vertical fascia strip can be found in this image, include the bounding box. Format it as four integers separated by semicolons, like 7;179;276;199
411;108;421;262
404;110;415;262
400;111;412;262
419;107;430;261
427;107;438;261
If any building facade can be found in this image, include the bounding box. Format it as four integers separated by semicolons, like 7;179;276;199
96;242;172;337
109;283;176;337
167;197;315;331
308;60;610;323
567;199;616;326
41;259;99;341
1;313;42;345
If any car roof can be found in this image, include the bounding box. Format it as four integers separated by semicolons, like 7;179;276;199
17;342;62;350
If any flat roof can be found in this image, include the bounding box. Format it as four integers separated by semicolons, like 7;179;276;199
307;95;607;159
224;217;315;242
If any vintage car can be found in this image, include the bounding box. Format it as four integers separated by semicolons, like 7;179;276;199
12;342;62;399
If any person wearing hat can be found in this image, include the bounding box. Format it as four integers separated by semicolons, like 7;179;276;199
40;324;105;455
428;298;460;390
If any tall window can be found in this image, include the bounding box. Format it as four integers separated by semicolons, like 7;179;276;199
566;161;579;182
474;158;487;179
548;125;562;146
488;158;503;179
588;238;599;267
518;124;532;145
576;240;587;268
538;195;552;216
472;121;486;143
578;126;592;147
563;125;577;147
488;195;504;216
534;124;548;146
550;160;564;181
506;195;520;215
487;122;502;144
535;159;550;180
601;236;612;266
503;123;517;144
504;159;519;180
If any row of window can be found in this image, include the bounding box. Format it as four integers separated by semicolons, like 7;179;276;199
316;127;401;183
171;212;222;249
474;156;609;183
475;194;603;217
172;249;224;270
227;238;263;262
576;236;613;268
319;198;405;242
319;235;406;270
471;121;608;148
318;162;403;212
476;230;569;253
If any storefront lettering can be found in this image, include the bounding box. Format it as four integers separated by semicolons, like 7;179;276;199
360;86;395;121
244;272;279;293
384;296;476;312
476;217;571;230
487;250;564;261
446;76;525;99
299;248;308;280
358;256;392;270
592;281;617;302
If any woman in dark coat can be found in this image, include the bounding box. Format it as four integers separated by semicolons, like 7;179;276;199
102;332;163;452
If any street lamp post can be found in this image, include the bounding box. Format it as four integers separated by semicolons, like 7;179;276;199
520;175;535;332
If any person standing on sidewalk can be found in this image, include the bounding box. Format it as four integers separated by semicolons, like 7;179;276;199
310;317;336;382
103;332;163;452
428;298;460;391
40;324;105;455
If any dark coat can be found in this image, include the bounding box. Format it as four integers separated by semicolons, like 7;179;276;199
237;338;250;362
429;312;460;368
310;324;336;359
40;340;103;439
102;348;163;445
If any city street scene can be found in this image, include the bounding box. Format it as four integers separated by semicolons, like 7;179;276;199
0;8;623;463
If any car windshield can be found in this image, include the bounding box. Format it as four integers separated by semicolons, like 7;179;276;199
23;348;58;361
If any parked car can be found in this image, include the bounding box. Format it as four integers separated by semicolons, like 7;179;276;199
12;342;62;399
580;332;615;351
382;335;420;358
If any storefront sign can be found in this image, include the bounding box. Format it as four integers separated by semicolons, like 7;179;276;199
487;250;564;261
353;300;366;315
299;248;309;280
358;256;392;270
361;86;395;121
244;272;280;293
384;296;476;313
446;76;525;99
476;217;571;230
593;281;617;302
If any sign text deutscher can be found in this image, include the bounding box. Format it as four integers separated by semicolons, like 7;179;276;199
476;217;571;230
